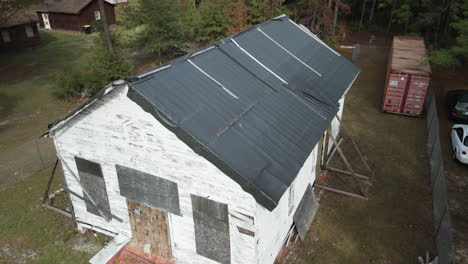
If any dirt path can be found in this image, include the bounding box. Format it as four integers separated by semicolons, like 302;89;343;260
280;36;434;263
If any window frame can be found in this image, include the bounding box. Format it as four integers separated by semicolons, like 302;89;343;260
74;156;111;218
1;29;11;43
25;25;34;38
94;10;101;20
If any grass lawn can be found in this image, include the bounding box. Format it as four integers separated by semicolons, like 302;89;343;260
0;30;93;151
0;30;97;189
0;168;107;264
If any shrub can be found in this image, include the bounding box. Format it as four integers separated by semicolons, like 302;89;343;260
430;49;460;68
53;67;101;99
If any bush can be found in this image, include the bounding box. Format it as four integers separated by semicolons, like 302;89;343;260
430;49;460;68
53;31;133;100
53;67;102;99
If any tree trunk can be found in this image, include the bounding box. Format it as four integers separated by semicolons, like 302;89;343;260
98;0;114;53
332;0;339;41
311;0;317;29
368;0;377;24
386;0;397;35
441;0;452;43
358;0;367;32
328;0;332;9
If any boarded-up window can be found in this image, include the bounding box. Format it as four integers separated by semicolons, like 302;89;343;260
116;165;180;215
75;157;111;217
293;184;319;241
191;195;231;264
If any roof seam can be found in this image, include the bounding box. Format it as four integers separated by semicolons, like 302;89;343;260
231;38;288;85
256;28;322;77
187;59;239;100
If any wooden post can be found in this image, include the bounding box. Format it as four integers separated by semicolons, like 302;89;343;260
34;140;46;170
322;127;331;169
42;159;59;204
328;132;367;196
315;184;368;200
335;115;375;182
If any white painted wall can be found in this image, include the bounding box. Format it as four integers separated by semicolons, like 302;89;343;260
327;96;346;153
53;85;257;264
254;145;319;264
53;82;351;264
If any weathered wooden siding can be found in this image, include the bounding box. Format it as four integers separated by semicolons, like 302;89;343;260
53;85;256;264
0;22;40;51
255;145;319;264
37;0;115;32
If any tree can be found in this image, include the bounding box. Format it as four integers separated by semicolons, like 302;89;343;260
358;0;367;32
225;0;252;35
247;0;287;24
198;1;230;43
368;0;377;24
430;0;468;67
122;0;192;55
332;0;339;40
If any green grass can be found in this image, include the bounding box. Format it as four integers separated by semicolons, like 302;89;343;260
0;168;106;264
0;30;94;151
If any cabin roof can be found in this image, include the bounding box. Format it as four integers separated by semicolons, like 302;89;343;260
1;10;38;28
35;0;113;14
46;16;359;210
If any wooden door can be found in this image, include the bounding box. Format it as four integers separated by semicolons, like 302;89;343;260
42;13;51;30
127;200;172;258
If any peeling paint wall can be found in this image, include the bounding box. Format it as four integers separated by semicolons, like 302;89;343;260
254;145;318;264
53;85;257;264
52;83;346;264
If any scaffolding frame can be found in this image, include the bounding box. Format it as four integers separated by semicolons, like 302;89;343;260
316;115;375;200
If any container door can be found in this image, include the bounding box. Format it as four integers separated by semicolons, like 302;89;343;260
383;73;409;113
402;75;430;116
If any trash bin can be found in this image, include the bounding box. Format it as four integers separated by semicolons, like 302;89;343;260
83;25;92;34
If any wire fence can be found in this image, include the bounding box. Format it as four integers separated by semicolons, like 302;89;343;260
0;137;57;190
425;87;454;264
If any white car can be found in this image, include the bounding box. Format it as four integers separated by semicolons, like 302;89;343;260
450;124;468;164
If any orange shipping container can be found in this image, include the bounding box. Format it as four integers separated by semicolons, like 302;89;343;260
382;36;431;116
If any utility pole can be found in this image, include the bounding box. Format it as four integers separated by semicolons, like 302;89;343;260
98;0;114;53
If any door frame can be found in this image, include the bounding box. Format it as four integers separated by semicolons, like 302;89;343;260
42;13;51;30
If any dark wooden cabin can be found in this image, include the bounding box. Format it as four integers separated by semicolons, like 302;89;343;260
36;0;116;32
0;11;41;51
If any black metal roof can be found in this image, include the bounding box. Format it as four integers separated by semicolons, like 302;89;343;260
127;15;360;210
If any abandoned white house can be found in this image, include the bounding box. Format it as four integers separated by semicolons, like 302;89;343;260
44;15;360;264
